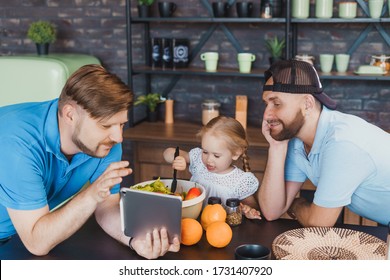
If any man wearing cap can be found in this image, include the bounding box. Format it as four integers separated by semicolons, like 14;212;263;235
258;59;390;227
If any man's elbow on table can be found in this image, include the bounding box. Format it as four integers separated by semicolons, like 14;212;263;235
260;207;284;222
23;241;53;256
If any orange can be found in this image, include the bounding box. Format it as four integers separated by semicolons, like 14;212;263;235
206;221;232;248
200;204;227;230
181;218;203;246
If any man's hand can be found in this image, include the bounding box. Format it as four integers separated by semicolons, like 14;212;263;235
89;161;132;203
131;228;180;259
261;119;289;147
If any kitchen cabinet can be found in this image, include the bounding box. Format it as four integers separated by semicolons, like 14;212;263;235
123;121;377;226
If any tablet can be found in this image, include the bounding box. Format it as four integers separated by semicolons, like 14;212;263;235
120;187;182;243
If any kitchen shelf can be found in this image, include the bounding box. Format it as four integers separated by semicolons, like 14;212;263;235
130;17;287;23
126;0;390;125
132;66;390;80
291;17;390;23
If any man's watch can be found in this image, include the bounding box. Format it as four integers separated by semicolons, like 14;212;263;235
287;208;297;219
128;237;134;250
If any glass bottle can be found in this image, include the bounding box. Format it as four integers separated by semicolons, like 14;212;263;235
201;99;220;125
261;1;273;18
225;198;242;226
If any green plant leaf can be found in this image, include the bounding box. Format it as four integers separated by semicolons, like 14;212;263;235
27;20;56;44
138;0;154;6
265;36;285;58
134;93;164;112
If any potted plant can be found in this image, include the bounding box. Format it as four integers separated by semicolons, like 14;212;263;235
134;92;164;122
27;20;56;55
138;0;155;17
265;36;285;65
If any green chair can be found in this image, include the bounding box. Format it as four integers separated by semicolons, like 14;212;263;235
0;54;100;107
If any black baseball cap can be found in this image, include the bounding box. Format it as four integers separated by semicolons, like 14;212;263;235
263;59;337;110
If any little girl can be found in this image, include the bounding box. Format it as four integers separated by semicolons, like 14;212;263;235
163;116;261;219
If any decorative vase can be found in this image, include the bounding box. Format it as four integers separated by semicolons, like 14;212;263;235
269;57;283;65
147;110;158;122
137;5;151;17
36;43;49;55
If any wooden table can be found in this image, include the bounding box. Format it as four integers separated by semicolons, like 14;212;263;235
122;121;376;226
1;217;386;260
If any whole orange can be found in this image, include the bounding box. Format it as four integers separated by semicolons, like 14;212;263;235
181;218;203;246
200;204;227;230
206;221;232;248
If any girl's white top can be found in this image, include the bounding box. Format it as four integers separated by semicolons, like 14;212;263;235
189;147;259;206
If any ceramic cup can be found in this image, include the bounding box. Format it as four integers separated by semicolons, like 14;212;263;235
315;0;334;18
212;2;230;17
339;2;357;18
235;244;271;260
319;54;334;73
237;53;256;73
200;52;219;72
292;0;310;19
368;0;384;19
236;2;253;17
158;2;177;18
335;53;350;72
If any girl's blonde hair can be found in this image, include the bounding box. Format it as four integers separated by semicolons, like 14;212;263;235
197;116;251;171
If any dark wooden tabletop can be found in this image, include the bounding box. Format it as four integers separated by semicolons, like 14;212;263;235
0;216;386;260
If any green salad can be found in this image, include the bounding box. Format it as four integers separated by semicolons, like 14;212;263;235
131;178;172;194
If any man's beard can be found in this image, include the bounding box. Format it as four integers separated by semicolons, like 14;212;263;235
270;110;305;141
72;122;116;158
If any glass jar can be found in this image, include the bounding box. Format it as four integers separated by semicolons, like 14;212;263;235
294;54;315;65
225;198;242;226
202;99;220;125
207;196;222;205
370;55;390;72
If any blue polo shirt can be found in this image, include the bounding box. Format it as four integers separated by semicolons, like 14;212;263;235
0;100;122;238
285;107;390;225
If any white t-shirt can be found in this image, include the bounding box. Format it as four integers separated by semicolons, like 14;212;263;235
189;147;259;206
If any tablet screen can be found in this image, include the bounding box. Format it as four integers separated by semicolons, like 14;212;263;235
120;188;182;243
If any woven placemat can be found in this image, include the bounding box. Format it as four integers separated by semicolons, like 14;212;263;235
272;227;386;260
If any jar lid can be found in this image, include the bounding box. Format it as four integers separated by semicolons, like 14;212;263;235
295;54;314;59
226;198;240;207
372;54;390;59
208;196;222;205
202;99;221;108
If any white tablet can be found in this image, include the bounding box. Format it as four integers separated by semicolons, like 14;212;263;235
120;187;182;243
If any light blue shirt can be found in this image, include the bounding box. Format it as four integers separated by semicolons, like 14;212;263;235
0;100;122;238
285;107;390;225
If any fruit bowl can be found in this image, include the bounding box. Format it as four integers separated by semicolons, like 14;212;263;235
132;179;206;219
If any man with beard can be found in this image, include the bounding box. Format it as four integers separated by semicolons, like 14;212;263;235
258;60;390;227
0;65;179;259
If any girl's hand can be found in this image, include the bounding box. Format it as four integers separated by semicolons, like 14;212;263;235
240;203;262;220
172;156;187;171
